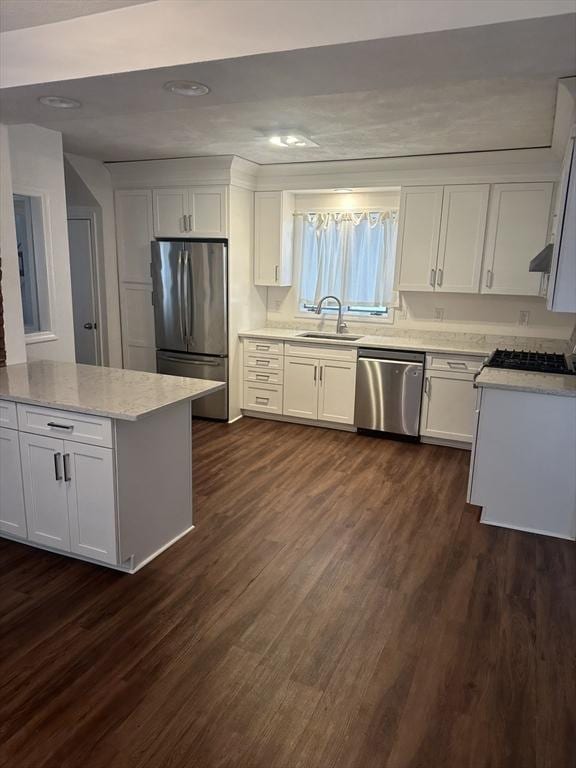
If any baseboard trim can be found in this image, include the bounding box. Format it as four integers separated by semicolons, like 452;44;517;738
241;410;356;432
421;436;472;451
480;516;575;542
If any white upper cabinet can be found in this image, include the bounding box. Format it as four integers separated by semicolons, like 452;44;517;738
115;190;154;283
396;186;443;292
152;186;228;237
481;182;553;296
152;188;189;236
548;133;576;313
254;191;294;286
436;185;490;293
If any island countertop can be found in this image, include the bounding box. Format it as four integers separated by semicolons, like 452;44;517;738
0;360;225;421
475;367;576;398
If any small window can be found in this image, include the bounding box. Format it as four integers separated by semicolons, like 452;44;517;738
13;194;50;334
297;210;398;318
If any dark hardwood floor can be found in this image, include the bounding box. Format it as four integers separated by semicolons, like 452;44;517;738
1;417;575;768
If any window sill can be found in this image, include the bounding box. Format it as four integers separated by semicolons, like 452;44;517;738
25;331;58;345
294;311;395;326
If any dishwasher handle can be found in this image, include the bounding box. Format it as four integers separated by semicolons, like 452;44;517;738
359;357;423;367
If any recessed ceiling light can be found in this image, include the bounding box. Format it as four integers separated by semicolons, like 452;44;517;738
38;96;81;109
163;80;210;97
333;188;353;193
268;132;319;148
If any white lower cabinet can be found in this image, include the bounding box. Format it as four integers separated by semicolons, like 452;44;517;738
283;355;356;425
18;431;117;562
420;371;477;443
0;426;27;539
283;357;319;419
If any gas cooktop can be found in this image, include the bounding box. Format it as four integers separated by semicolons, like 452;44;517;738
486;349;575;375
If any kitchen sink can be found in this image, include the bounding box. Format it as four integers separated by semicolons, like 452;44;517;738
297;332;363;341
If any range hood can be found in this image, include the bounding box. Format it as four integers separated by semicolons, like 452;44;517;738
529;242;554;273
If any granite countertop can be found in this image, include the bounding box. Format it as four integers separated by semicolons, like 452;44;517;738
0;361;225;421
475;368;576;398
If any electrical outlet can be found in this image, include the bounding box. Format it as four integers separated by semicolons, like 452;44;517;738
434;307;444;321
519;310;530;326
398;308;408;321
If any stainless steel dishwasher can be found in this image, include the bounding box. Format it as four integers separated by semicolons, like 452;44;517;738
355;348;425;438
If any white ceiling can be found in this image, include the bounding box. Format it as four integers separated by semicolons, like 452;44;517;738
0;0;153;32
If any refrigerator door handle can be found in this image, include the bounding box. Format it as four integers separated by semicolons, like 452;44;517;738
177;250;185;342
186;250;194;345
183;250;190;342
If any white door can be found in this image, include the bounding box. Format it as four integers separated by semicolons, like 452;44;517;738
189;187;227;236
68;218;100;365
19;433;69;551
420;372;476;443
436;185;489;293
396;186;444;292
283;356;319;420
481;182;553;295
0;427;27;538
317;361;356;425
152;188;189;236
65;442;117;565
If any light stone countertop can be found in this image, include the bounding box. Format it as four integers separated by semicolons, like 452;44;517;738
239;327;570;357
0;361;225;421
475;368;576;398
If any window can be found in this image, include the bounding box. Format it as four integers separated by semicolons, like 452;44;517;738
13;194;50;334
297;210;398;317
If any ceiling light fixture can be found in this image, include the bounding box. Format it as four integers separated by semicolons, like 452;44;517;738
268;132;319;148
163;80;210;97
333;188;353;193
38;96;81;109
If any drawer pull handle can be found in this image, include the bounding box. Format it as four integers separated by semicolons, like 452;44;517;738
54;452;63;481
430;268;436;287
255;397;269;404
63;453;71;482
447;361;467;369
47;422;73;430
255;345;270;350
255;374;270;381
255;359;270;366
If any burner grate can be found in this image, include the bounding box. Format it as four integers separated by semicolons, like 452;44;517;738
487;349;574;374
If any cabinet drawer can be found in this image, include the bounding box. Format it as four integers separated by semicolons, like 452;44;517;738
17;404;113;448
244;353;284;370
244;368;284;385
0;400;18;429
243;382;283;414
285;342;357;362
244;338;284;355
426;353;486;374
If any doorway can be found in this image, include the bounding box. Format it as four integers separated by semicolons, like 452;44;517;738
67;216;101;365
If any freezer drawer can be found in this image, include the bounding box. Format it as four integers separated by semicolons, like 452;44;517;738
156;351;228;420
355;354;424;436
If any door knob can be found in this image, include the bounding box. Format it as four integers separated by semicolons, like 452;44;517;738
83;322;95;330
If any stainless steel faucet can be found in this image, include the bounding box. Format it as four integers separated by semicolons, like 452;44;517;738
315;295;348;334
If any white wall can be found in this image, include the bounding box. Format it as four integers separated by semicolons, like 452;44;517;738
266;190;575;340
0;124;26;364
66;153;122;367
7;124;75;362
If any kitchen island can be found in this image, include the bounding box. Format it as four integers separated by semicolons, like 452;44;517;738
0;361;224;572
468;367;576;540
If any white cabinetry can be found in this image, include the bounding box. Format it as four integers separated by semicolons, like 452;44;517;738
397;182;553;296
254;191;294;286
548;132;576;312
317;360;357;424
283;357;318;419
115;189;156;372
152;186;227;237
0;426;27;538
481;182;553;295
420;354;486;446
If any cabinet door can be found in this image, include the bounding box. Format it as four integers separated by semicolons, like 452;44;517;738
481;182;553;295
115;190;154;283
19;433;69;551
189;186;227;236
120;284;156;372
420;372;476;443
152;188;189;236
437;185;489;293
318;361;356;425
254;191;293;286
0;427;27;539
65;442;117;565
283;356;318;420
397;186;443;291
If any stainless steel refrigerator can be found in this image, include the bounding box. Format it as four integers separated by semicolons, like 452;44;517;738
151;239;228;420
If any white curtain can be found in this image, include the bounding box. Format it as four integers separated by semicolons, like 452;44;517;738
296;210;398;308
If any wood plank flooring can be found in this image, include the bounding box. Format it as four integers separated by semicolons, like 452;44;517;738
1;416;575;768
